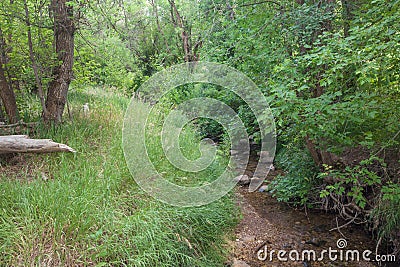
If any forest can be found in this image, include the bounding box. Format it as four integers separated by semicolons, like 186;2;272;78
0;0;399;266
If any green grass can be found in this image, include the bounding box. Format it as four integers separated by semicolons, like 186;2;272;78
0;87;238;266
143;105;231;187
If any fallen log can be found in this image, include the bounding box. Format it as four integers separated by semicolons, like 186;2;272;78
0;135;76;154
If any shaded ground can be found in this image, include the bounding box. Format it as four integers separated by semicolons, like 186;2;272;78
226;147;398;267
230;184;378;267
228;151;399;267
230;148;395;267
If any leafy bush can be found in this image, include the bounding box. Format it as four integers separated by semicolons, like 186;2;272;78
270;145;319;205
319;156;382;209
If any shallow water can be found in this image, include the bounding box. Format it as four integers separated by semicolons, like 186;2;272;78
231;150;398;267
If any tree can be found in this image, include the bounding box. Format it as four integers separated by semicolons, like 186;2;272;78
44;0;75;123
168;0;192;62
0;28;18;124
24;0;48;118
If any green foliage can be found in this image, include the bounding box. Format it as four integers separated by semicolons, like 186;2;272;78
372;183;400;248
0;87;238;266
1;0;399;258
269;4;400;153
14;91;42;122
143;97;231;187
319;157;383;209
73;33;140;93
270;145;319;205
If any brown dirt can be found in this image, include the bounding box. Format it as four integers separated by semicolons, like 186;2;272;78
0;154;51;182
227;145;400;267
229;183;379;267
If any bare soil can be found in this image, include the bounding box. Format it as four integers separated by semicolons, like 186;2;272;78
230;183;378;267
228;150;386;267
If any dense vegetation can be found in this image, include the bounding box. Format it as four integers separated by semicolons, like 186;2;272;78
0;88;238;265
0;0;399;263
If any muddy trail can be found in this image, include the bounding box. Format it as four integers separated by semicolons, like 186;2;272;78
229;152;397;267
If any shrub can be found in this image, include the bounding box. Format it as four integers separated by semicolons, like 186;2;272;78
270;145;319;205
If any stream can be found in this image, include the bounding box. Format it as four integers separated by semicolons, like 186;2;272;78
230;150;398;267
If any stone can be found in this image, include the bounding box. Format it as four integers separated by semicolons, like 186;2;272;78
230;150;239;155
242;235;255;242
234;174;250;185
251;176;263;184
258;185;268;192
232;259;251;267
269;164;275;171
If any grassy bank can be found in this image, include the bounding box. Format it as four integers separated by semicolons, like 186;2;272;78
0;87;238;266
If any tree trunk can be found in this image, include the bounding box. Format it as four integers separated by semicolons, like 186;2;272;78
44;0;75;123
0;100;4;122
300;0;337;168
0;28;18;124
0;60;18;124
24;0;48;118
168;0;192;62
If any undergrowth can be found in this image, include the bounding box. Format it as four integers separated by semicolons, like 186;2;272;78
269;145;320;206
0;87;238;266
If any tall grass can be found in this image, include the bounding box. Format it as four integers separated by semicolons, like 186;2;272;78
0;87;238;266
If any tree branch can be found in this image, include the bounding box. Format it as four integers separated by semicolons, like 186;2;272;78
238;0;282;8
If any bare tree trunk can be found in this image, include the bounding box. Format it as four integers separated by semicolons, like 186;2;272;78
305;136;322;166
5;0;20;94
24;0;48;118
168;0;191;62
0;29;18;124
0;65;18;124
44;0;75;123
0;100;4;121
